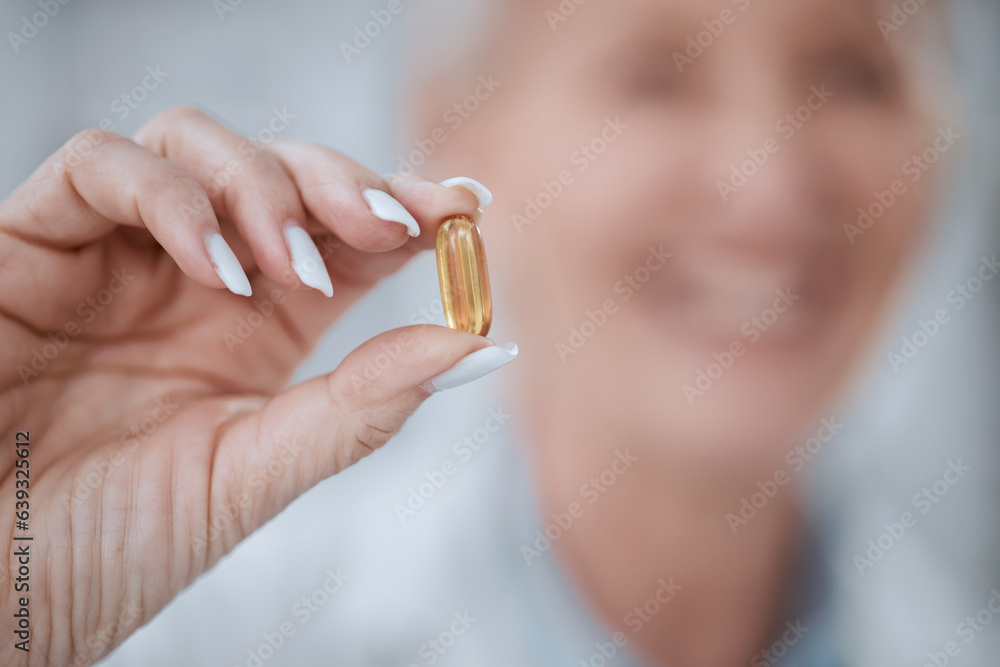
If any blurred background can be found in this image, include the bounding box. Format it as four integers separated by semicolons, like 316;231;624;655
1;1;998;665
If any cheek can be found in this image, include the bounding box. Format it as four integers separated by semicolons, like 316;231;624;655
817;112;937;300
472;83;939;461
819;109;938;218
485;117;658;333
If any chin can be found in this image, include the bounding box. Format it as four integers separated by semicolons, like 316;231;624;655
625;327;849;471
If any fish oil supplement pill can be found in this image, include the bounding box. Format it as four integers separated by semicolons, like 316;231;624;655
436;215;492;337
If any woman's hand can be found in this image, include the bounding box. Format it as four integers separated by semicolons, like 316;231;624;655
0;106;494;666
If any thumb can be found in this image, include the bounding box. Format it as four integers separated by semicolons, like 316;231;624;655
201;324;517;555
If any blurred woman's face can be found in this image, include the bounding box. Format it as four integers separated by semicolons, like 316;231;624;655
436;0;939;466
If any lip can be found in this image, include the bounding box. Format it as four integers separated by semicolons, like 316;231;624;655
643;248;845;350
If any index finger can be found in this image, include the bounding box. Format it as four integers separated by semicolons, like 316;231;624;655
0;128;249;295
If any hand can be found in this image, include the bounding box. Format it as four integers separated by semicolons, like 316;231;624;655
0;106;501;665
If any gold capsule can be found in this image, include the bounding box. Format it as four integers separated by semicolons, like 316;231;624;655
436;215;492;337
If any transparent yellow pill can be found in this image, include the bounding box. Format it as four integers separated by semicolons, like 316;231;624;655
436;215;493;337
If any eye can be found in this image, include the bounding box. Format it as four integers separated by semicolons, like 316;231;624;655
810;51;899;101
618;56;684;101
604;41;688;103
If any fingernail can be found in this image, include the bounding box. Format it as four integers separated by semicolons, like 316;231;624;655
424;342;518;392
206;232;252;297
361;188;421;237
284;225;334;297
439;177;493;209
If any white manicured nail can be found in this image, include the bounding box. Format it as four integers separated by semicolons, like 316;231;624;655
284;225;333;297
425;343;518;392
206;233;252;297
362;188;421;237
439;177;493;209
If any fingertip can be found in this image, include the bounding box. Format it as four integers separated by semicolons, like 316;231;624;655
384;173;483;233
438;177;493;209
423;341;518;392
284;224;335;297
361;188;421;237
205;232;253;296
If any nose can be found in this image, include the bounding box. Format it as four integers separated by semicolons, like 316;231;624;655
701;78;825;255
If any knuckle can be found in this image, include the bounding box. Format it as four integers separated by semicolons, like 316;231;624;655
137;106;213;146
67;127;119;146
156;175;212;221
350;414;400;462
155;105;211;126
239;149;284;182
47;129;131;185
59;128;125;164
275;141;352;178
276;140;332;161
264;135;294;152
